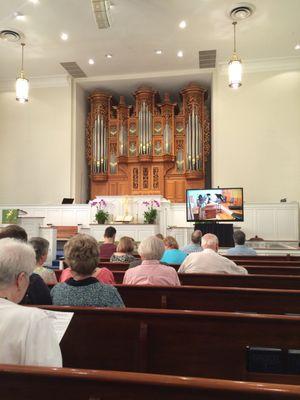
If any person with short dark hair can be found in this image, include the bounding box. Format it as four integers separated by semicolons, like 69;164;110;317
51;234;124;307
160;236;187;265
181;230;203;254
29;237;57;285
0;225;28;242
110;236;136;263
0;225;52;305
227;230;257;256
99;226;117;259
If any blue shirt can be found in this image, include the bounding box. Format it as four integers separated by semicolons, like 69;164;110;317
227;245;257;256
161;249;187;265
181;243;203;254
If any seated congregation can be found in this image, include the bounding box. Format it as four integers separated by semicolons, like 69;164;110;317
0;223;299;399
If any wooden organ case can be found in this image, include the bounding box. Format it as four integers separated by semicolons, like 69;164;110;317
86;83;211;203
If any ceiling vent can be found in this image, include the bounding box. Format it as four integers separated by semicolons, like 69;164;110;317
199;50;216;69
229;3;255;21
60;62;87;78
91;0;111;29
0;29;23;42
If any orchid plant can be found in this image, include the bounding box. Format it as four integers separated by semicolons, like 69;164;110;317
89;198;109;224
142;199;160;224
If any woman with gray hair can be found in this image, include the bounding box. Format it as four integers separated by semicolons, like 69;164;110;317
123;236;180;286
51;234;124;307
0;238;62;366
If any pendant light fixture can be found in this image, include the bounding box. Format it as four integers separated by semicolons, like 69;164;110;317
16;42;29;102
228;21;242;89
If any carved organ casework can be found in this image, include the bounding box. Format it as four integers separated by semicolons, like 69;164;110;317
86;83;211;202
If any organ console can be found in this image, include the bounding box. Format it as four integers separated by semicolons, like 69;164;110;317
86;82;211;202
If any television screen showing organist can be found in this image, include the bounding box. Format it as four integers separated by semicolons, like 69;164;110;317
186;188;244;222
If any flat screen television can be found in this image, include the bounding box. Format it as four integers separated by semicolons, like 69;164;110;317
186;187;244;222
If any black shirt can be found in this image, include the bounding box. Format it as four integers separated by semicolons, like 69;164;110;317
20;273;52;305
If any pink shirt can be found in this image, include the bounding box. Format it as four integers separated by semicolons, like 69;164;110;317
123;260;181;286
59;267;115;285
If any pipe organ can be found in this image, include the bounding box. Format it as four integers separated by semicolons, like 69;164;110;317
86;83;211;202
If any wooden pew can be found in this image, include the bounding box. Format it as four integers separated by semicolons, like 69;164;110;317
98;261;300;275
226;255;300;262
55;266;300;286
246;266;300;275
99;261;130;271
115;284;300;314
234;260;300;267
40;306;300;384
112;270;300;290
1;364;300;400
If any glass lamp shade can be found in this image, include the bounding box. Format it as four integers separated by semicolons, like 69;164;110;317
228;57;242;89
16;73;29;103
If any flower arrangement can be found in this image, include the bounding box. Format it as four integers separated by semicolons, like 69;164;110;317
142;199;160;224
89;198;109;224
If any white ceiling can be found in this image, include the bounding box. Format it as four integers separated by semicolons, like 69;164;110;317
0;0;300;83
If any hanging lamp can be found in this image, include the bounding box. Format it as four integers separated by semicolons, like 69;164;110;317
228;21;242;89
16;43;29;102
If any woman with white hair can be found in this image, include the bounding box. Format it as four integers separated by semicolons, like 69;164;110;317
0;238;62;366
123;236;180;286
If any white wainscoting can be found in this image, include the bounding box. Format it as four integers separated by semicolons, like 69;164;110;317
79;224;159;242
0;202;298;242
165;202;299;243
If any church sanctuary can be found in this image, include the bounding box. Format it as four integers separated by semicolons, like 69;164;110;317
1;0;300;398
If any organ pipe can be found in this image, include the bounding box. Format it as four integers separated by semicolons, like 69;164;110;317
186;105;202;171
92;113;108;174
138;101;153;155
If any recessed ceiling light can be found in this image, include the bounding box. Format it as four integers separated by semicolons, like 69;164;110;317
14;12;26;21
177;50;183;58
295;43;300;50
88;58;95;65
60;32;68;41
29;0;39;3
179;20;187;29
155;49;162;55
105;53;112;58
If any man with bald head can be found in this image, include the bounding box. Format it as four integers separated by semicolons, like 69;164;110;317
181;230;203;254
178;233;247;275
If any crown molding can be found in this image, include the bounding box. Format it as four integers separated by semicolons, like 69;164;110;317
0;74;71;92
75;68;213;84
218;56;300;75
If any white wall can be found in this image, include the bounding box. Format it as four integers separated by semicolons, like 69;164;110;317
212;67;300;205
0;85;71;204
71;82;89;203
1;66;299;210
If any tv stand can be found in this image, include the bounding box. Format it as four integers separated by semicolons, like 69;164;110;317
194;222;234;247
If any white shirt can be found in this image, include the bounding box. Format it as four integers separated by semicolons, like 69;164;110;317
0;298;62;367
178;248;248;275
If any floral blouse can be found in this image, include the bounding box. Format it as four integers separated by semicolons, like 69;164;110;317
110;253;136;263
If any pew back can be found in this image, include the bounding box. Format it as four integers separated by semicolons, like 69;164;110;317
115;284;300;314
1;364;300;400
40;306;300;385
112;270;300;289
97;262;300;275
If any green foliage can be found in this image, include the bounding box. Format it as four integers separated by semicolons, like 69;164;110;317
95;209;109;224
143;207;157;224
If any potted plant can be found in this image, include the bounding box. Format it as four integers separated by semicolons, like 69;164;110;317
89;198;109;224
142;200;160;224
